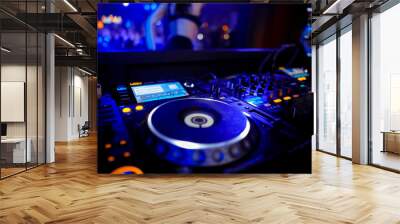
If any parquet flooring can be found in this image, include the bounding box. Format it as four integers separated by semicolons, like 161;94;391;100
1;135;400;224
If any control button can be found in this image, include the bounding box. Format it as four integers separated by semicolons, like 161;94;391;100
155;143;167;155
116;86;127;91
119;140;127;145
297;77;307;81
212;150;224;162
171;149;183;159
283;96;292;101
122;107;132;113
105;143;112;149
242;139;251;149
273;99;282;104
192;151;206;163
135;105;144;111
107;156;115;162
123;151;131;158
229;145;241;158
184;81;195;88
130;82;142;86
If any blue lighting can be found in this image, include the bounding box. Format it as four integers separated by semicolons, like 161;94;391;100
245;96;264;106
116;86;127;91
125;20;132;29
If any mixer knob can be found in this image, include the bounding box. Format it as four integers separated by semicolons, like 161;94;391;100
260;81;267;88
238;87;247;98
215;86;221;98
257;88;265;96
210;79;218;97
250;74;258;84
226;81;235;90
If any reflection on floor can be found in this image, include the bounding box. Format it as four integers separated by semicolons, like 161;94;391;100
0;167;25;178
373;150;400;171
0;135;400;223
0;163;42;178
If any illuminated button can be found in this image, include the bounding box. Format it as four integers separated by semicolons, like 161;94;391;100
293;94;300;98
223;33;230;40
222;24;229;32
123;151;131;158
108;156;115;162
105;143;112;149
116;86;127;91
135;105;144;111
297;77;307;81
264;103;271;107
129;82;142;86
273;99;282;104
97;21;104;29
119;140;127;145
283;96;292;101
122;107;132;113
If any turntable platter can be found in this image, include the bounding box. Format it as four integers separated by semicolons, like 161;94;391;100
147;98;258;167
148;98;250;149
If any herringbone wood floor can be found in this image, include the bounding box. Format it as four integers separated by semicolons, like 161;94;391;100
1;135;400;224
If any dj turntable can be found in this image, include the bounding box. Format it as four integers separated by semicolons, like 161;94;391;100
98;70;312;174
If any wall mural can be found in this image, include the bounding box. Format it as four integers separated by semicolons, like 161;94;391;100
97;3;312;174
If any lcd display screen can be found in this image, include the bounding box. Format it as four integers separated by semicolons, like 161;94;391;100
131;82;188;103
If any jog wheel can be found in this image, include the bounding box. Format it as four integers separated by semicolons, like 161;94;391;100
146;98;259;167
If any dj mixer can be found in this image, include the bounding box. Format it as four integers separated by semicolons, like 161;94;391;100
98;68;312;174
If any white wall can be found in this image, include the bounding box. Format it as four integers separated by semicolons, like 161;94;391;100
1;63;46;163
55;67;89;141
1;65;26;139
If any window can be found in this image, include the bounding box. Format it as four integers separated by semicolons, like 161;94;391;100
370;3;400;171
317;36;337;154
339;29;352;158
